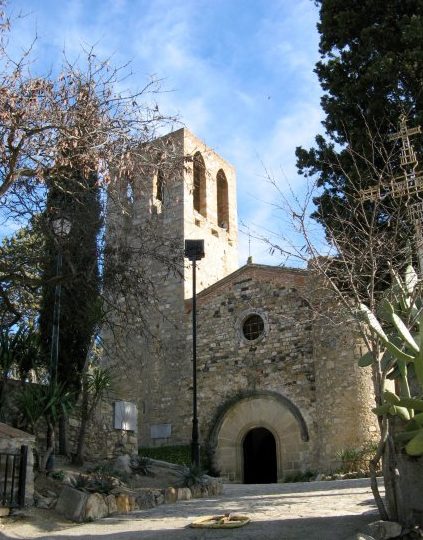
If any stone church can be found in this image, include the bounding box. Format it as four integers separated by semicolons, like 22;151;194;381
105;128;378;482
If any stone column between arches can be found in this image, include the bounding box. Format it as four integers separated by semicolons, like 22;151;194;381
214;395;309;482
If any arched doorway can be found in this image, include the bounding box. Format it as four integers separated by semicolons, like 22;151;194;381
243;427;277;483
210;391;309;482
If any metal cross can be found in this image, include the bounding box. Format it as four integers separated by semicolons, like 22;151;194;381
358;115;423;270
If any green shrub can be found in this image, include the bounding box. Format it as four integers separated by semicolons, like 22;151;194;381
336;442;378;474
50;469;65;481
89;473;116;494
283;470;315;483
131;456;153;476
70;473;91;491
69;470;117;495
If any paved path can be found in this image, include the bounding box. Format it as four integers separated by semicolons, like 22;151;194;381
3;479;382;540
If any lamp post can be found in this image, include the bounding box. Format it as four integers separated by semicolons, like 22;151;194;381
50;215;72;384
50;215;71;458
184;239;205;467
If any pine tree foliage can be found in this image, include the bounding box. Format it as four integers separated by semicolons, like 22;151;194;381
0;224;43;327
297;0;423;234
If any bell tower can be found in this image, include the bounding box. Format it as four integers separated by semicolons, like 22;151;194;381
180;128;238;293
105;128;239;446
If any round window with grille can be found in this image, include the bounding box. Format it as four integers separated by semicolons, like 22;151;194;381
242;314;265;341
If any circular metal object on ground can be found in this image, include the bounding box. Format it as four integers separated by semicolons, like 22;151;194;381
190;513;250;529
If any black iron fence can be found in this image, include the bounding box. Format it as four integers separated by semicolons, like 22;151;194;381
0;445;27;508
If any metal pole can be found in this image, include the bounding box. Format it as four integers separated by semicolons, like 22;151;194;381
18;445;28;508
191;259;200;467
50;251;63;385
50;250;68;458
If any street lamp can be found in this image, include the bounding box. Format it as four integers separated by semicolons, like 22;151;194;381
184;239;205;467
50;215;72;384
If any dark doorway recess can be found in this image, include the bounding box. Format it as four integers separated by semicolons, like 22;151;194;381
243;427;277;483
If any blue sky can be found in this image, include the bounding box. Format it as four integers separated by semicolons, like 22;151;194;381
9;0;324;265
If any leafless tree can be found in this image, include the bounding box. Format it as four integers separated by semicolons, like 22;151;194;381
0;0;184;329
260;128;416;521
0;1;186;462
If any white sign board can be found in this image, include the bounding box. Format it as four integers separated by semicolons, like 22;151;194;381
114;401;137;432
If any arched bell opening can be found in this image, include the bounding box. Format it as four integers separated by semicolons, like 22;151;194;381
216;169;229;231
193;152;207;217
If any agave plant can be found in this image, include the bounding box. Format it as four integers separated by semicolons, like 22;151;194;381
358;264;423;456
177;463;207;488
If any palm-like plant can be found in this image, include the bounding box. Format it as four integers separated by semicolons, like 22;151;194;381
0;326;23;417
14;327;45;382
0;327;22;376
16;381;74;470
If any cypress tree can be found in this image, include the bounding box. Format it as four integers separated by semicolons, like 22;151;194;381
297;0;423;235
39;166;101;396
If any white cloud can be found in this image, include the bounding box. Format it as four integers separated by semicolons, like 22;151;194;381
5;0;325;267
264;102;323;183
227;98;324;267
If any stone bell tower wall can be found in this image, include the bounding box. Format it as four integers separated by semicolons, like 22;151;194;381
104;128;239;447
182;130;238;297
102;129;188;446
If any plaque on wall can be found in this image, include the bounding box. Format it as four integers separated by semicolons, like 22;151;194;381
150;423;172;439
114;401;138;431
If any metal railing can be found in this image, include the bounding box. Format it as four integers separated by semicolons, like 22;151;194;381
0;445;27;508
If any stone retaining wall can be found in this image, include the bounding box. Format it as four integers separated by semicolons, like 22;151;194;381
55;477;223;522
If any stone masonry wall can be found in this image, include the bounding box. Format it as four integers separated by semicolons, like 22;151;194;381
189;263;378;476
0;382;137;463
67;396;138;461
182;129;238;296
311;282;379;472
192;264;317;474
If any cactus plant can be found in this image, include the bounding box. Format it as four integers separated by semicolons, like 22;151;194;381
358;264;423;456
359;265;423;456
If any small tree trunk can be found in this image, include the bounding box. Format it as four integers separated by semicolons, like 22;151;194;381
0;377;8;419
73;379;89;465
369;439;389;520
58;414;67;455
42;419;55;471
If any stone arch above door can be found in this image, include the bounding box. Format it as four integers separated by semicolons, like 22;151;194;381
207;390;310;482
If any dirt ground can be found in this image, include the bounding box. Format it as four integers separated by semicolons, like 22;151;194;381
0;479;384;540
